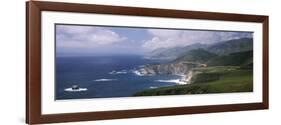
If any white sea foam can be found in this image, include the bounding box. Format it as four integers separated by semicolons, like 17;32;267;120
64;88;88;92
116;71;127;74
132;70;144;76
156;79;187;85
109;70;127;75
149;86;158;89
94;79;117;82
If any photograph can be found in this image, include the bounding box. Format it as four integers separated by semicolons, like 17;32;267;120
55;24;254;100
25;1;269;124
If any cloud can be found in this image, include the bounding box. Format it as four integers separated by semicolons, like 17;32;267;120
56;25;127;48
142;29;252;50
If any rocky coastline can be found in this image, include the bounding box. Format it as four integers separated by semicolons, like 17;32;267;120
136;61;203;84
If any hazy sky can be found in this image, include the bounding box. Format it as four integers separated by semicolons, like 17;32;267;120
56;24;253;56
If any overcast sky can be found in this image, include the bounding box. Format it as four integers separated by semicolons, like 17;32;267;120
56;24;253;56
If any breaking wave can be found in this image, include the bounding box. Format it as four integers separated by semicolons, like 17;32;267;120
109;70;127;75
155;79;187;85
64;88;88;92
94;79;117;82
132;70;145;76
149;86;158;89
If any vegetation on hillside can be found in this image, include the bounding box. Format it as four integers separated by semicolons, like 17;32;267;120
134;37;254;96
207;50;253;66
207;38;253;55
146;38;253;60
175;49;217;63
134;66;253;96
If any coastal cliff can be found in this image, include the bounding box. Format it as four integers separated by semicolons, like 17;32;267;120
135;61;207;86
136;61;200;76
133;38;253;96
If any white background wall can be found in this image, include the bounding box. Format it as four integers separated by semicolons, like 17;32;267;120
0;0;279;124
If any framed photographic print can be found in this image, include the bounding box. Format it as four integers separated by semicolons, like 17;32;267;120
26;1;269;124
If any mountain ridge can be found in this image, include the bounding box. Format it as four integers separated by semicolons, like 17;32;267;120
145;38;253;60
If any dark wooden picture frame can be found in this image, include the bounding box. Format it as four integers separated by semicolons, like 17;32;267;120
26;1;269;124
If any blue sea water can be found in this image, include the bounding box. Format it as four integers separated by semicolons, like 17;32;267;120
55;55;181;100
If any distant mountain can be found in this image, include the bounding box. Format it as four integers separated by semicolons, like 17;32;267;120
207;38;253;55
175;49;217;63
146;43;207;60
146;38;253;60
207;50;253;66
146;38;253;62
138;38;253;77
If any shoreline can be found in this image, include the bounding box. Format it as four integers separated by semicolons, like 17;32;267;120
155;73;192;85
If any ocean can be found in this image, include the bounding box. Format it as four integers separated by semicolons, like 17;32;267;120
55;55;182;100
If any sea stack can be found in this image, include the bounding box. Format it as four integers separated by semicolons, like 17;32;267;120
71;85;79;90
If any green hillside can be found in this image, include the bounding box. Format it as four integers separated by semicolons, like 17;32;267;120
134;38;254;96
134;66;253;96
146;38;253;61
207;38;253;55
175;49;217;63
147;43;207;60
207;50;253;66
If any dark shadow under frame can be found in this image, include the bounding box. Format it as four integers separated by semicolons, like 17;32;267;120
26;1;269;124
